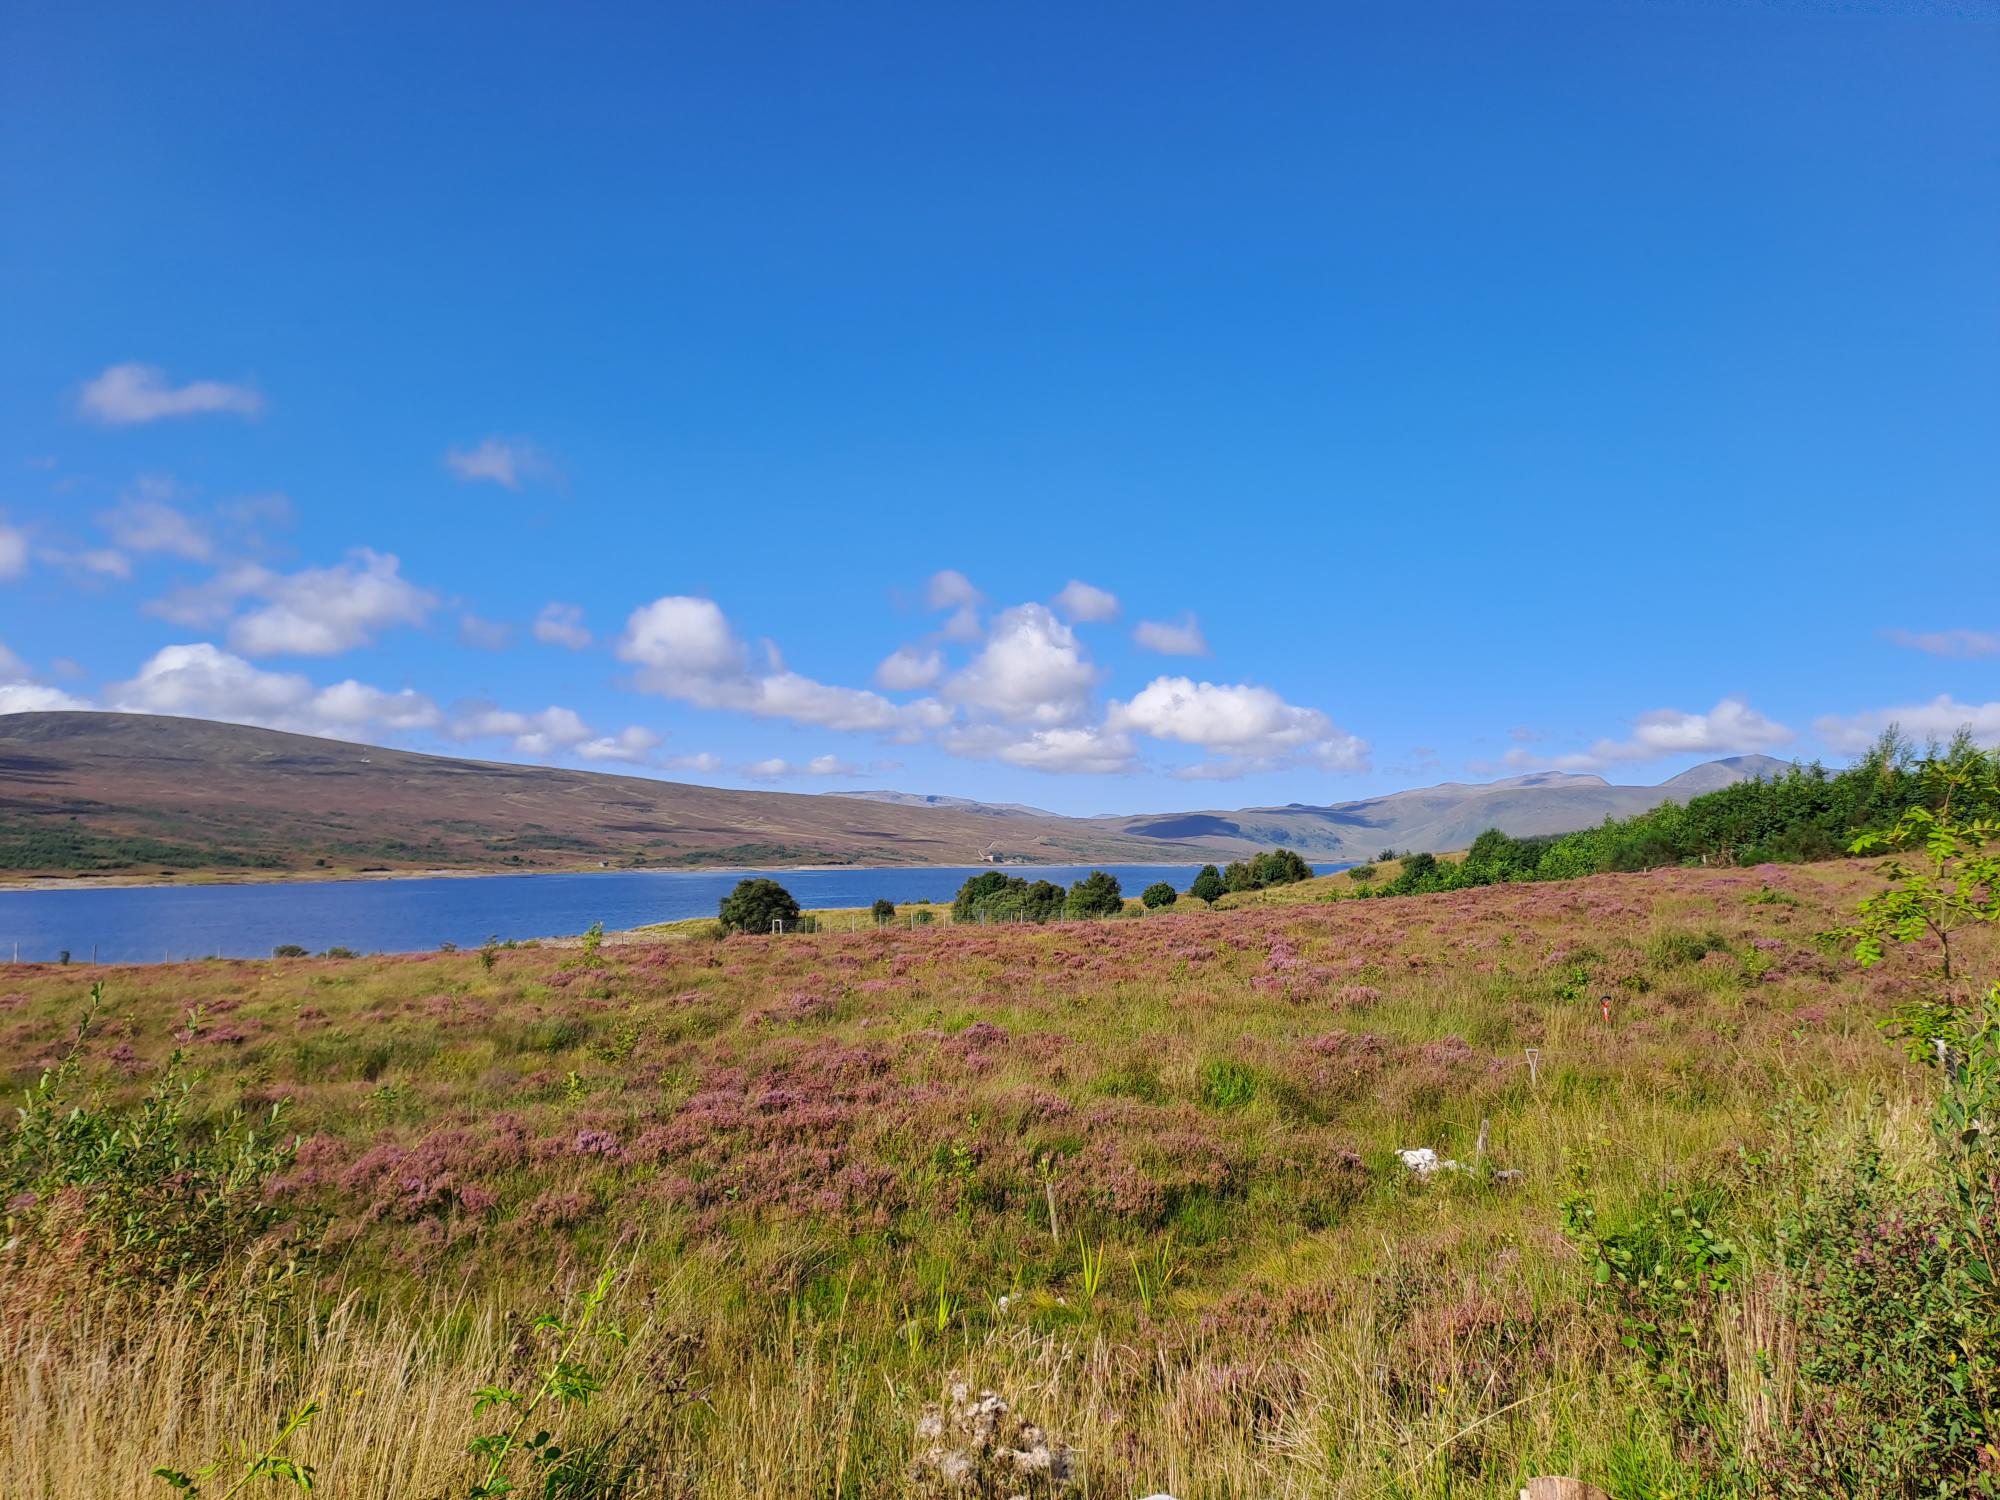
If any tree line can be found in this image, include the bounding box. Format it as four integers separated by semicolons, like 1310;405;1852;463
1360;731;1999;899
713;845;1324;934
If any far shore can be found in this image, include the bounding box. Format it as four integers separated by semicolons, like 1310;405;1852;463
0;854;1227;896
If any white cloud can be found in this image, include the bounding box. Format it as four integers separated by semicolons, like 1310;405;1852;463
926;570;984;642
618;594;947;737
740;753;867;781
450;704;594;756
576;727;662;763
1052;579;1119;623
104;642;442;740
661;751;723;774
944;723;1137;775
1505;697;1794;771
874;644;943;692
618;596;749;679
749;672;948;735
445;437;558;490
78;363;263;425
1132;614;1209;656
1887;628;2000;659
943;604;1097;727
0;520;28;580
308;678;448;734
927;569;982;610
0;641;91;713
101;480;212;560
0;683;89;713
206;549;436;656
1815;696;2000;754
72;549;132;579
459;614;513;650
1108;675;1368;773
533;602;592;650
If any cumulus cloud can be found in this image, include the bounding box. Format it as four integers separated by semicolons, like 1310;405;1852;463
576;727;662;763
1503;697;1794;771
618;596;748;679
1132;613;1209;656
1108;675;1368;773
661;751;724;774
0;520;28;580
450;704;594;757
618;595;948;737
1815;696;2000;754
65;549;133;580
100;480;212;560
740;753;868;780
942;723;1137;775
1052;579;1119;623
150;549;436;656
874;644;944;692
78;363;264;425
927;569;982;610
0;682;91;713
458;614;513;650
0;640;91;713
104;643;442;739
533;602;592;650
444;437;559;490
943;604;1097;727
926;569;984;641
1887;628;2000;659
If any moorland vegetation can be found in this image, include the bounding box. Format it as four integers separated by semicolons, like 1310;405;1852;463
1;736;1997;1496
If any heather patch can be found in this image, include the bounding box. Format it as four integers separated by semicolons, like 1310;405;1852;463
0;855;1977;1498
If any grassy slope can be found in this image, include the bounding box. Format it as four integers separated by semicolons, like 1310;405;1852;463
0;711;1240;877
0;859;1959;1496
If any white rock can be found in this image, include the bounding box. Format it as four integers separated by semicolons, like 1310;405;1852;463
1397;1147;1462;1178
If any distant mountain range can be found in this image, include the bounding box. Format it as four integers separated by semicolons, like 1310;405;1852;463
828;789;1060;819
1079;755;1796;859
0;711;1794;876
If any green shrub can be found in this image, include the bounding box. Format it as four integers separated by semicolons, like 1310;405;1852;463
1646;927;1726;968
1140;881;1177;910
1065;870;1124;919
718;877;800;934
3;987;306;1291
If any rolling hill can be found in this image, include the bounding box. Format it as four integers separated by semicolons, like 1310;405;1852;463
0;711;1793;877
0;712;1225;875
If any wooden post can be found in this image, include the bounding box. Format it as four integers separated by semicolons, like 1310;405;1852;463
1474;1118;1490;1165
1525;1047;1541;1086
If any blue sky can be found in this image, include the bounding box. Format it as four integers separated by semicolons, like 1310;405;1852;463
1;0;1995;815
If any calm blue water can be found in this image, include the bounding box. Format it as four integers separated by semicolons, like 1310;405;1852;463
0;863;1346;964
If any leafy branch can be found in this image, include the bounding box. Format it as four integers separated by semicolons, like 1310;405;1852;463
154;1400;321;1498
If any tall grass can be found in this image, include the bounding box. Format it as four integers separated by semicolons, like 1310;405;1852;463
0;858;1982;1496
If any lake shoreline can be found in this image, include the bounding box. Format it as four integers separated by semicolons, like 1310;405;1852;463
1;860;1321;965
0;857;1102;895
